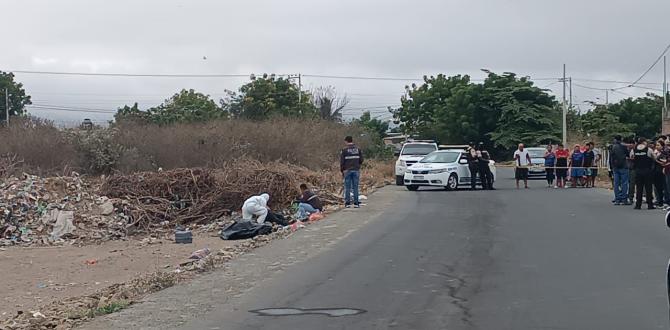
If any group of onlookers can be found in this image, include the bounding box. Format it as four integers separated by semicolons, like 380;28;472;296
609;135;670;210
513;142;601;189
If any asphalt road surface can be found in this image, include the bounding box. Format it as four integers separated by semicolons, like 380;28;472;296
85;169;670;330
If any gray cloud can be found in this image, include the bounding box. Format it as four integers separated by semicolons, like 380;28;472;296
3;0;669;125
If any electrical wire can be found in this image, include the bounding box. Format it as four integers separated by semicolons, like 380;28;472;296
626;42;670;88
9;70;250;78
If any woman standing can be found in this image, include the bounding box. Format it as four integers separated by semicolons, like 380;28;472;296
569;144;585;188
555;143;569;188
544;145;557;188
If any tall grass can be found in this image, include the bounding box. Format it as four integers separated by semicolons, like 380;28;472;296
0;118;378;175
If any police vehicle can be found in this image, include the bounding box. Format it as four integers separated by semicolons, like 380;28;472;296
403;150;497;191
394;141;439;185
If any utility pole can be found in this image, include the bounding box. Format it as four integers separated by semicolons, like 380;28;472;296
562;64;567;146
4;88;8;126
569;77;572;109
287;74;303;103
298;74;302;103
605;89;609;109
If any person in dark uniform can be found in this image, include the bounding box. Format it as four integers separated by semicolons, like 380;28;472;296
466;142;479;190
477;142;494;190
630;138;656;210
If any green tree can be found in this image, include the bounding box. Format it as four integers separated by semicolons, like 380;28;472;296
355;111;390;138
115;89;226;125
0;71;32;122
223;76;317;120
580;105;635;140
574;93;663;143
485;72;561;148
114;103;149;123
392;72;560;151
393;74;483;143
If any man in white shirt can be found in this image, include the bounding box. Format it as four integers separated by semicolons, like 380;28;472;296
514;143;532;189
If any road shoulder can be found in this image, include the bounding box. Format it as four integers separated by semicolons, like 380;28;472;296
81;187;401;330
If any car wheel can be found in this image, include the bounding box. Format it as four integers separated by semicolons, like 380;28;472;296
395;175;404;186
445;174;458;191
406;185;419;191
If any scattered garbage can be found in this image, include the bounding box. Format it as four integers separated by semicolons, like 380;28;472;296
289;220;305;232
221;221;272;240
84;259;97;265
175;228;193;244
308;212;324;222
189;247;211;260
46;210;76;240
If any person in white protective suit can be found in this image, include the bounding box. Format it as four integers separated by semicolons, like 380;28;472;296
242;193;270;224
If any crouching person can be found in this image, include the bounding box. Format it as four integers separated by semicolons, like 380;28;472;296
242;193;270;224
299;183;323;215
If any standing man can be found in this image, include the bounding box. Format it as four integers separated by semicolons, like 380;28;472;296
514;143;532;189
477;142;494;190
610;135;630;205
630;138;655;210
582;143;595;188
466;142;479;190
340;136;364;208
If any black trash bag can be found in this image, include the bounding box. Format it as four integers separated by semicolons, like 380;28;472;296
220;221;272;240
266;212;289;226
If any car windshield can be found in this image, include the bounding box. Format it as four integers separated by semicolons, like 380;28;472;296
527;149;546;158
419;152;459;163
401;144;437;155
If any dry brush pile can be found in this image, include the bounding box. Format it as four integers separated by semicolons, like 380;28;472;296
99;159;390;230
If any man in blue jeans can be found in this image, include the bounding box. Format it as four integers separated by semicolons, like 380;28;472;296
340;136;364;208
610;135;631;205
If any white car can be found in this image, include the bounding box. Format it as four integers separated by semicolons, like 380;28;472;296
394;142;439;185
403;150;497;191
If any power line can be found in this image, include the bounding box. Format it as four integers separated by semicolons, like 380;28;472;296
9;69;559;82
27;105;117;114
572;78;662;85
626;42;670;88
9;70;250;78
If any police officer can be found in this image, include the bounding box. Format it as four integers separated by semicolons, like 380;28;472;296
477;142;494;190
631;137;656;210
466;142;479;190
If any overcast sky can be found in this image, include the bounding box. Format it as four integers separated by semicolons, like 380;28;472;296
2;0;669;125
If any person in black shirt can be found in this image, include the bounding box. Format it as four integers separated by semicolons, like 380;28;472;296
653;141;667;207
298;183;323;214
630;138;656;209
466;142;479;190
340;136;363;208
477;142;494;190
583;144;595;188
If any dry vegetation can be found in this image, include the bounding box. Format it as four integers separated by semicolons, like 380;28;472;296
0;117;380;176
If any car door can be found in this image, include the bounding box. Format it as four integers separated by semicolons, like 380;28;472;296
457;152;470;184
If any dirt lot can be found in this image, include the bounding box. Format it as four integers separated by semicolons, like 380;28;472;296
0;232;238;319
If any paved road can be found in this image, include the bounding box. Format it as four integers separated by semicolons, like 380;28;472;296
85;170;670;330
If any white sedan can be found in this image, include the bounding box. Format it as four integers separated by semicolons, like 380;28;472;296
403;150;497;191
